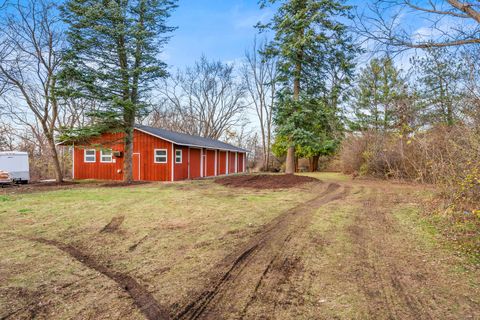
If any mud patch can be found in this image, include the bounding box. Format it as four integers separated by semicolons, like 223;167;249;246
0;286;49;319
25;237;170;320
1;181;79;194
1;180;150;195
174;183;347;319
100;216;125;233
101;181;151;188
129;235;149;252
277;256;303;281
215;174;319;189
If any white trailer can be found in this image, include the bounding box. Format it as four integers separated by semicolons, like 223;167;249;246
0;151;30;184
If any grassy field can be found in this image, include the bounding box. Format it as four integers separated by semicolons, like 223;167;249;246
0;173;478;320
0;178;318;319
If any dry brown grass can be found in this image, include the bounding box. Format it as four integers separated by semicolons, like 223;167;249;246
0;175;478;319
340;126;480;262
340;126;480;211
0;179;316;319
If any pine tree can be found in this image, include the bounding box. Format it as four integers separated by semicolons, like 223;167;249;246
259;0;358;173
61;0;176;182
413;49;465;126
351;57;405;132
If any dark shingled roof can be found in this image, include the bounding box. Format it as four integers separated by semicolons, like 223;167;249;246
135;125;248;153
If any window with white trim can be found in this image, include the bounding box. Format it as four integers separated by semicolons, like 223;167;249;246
84;149;96;163
175;149;182;164
154;149;167;163
100;149;113;163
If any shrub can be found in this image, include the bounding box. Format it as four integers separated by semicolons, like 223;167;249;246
340;125;480;211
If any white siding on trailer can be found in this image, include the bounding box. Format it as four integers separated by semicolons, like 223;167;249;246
0;152;30;181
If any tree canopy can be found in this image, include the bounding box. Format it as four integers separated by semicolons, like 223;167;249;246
61;0;177;182
260;0;358;171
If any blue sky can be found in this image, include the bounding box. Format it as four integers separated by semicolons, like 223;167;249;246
162;0;462;71
163;0;274;69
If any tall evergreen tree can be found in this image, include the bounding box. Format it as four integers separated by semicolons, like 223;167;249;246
61;0;176;182
351;57;405;132
258;0;357;173
413;48;465;126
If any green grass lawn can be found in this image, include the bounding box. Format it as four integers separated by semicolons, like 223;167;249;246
0;179;318;319
1;173;477;320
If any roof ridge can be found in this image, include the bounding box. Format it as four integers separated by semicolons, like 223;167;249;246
134;124;248;153
136;124;220;143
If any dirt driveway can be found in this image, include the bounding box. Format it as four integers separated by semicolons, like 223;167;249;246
171;180;479;320
0;174;478;319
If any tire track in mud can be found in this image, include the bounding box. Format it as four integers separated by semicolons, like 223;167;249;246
23;237;171;320
239;185;352;319
174;182;349;320
348;189;436;320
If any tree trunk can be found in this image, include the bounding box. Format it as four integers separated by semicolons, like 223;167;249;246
260;122;267;171
285;146;295;174
285;56;302;174
309;155;319;172
123;122;134;183
446;101;454;126
123;108;135;183
265;130;271;171
47;135;63;183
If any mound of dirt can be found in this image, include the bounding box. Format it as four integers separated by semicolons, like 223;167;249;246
215;174;319;189
101;181;151;188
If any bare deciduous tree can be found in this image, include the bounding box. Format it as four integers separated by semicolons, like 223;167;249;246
242;39;277;170
153;56;248;139
0;0;65;182
357;0;480;51
0;122;16;151
462;46;480;128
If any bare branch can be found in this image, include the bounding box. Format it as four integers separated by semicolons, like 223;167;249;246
150;56;248;140
356;0;480;51
242;38;277;170
0;0;65;181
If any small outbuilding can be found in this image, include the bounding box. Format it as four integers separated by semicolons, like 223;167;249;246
72;125;248;182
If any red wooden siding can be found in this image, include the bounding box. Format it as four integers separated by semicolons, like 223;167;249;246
133;153;141;181
218;151;227;175
73;129;245;181
173;145;189;181
134;131;172;181
238;153;244;173
189;148;201;179
74;130;172;181
228;152;236;174
205;150;216;177
73;132;124;181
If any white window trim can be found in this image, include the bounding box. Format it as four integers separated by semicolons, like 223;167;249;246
84;149;96;163
154;149;168;164
175;149;182;164
100;149;113;163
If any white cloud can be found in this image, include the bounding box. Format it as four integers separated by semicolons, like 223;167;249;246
231;5;273;30
411;26;445;43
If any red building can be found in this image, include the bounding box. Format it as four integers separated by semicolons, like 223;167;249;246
72;125;247;181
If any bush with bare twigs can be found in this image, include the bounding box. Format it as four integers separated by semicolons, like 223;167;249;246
341;125;480;213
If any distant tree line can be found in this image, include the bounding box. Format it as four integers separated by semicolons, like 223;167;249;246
1;0;480;191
